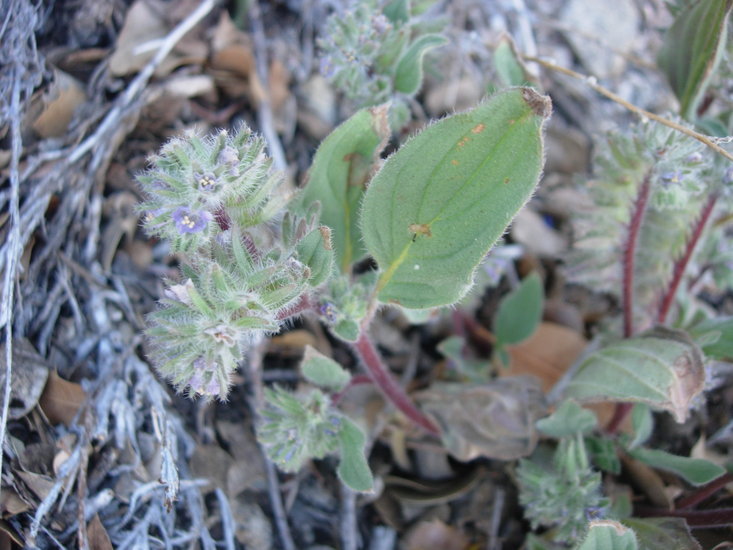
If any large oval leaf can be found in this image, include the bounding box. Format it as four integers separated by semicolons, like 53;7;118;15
564;327;705;423
361;88;551;308
300;106;389;272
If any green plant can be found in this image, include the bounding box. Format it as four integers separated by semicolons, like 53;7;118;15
137;86;551;491
135;0;733;544
317;0;447;129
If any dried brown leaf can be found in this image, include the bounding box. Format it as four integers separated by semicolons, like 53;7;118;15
108;0;168;76
0;339;49;420
87;515;113;550
0;487;30;516
503;322;586;392
39;370;86;426
31;69;86;138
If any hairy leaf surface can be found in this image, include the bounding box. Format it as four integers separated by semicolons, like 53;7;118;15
564;328;705;423
300;106;389;271
362;88;550;308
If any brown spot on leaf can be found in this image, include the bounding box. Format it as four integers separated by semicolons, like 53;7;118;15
471;123;485;134
451;159;459;166
521;87;552;118
409;223;432;238
457;136;470;147
504;177;510;184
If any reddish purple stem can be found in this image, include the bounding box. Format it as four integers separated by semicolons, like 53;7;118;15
353;333;439;435
657;193;718;324
622;172;652;339
676;472;733;510
607;173;652;435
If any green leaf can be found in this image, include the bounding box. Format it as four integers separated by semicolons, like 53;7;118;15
362;88;551;308
333;319;360;343
621;518;701;550
394;34;448;95
564;327;705;423
301;346;351;391
585;436;621;474
494;271;544;347
300;106;390;272
336;418;373;492
629;447;725;486
688;316;733;359
628;404;653;450
536;399;597;438
576;521;638;550
494;34;533;88
657;0;732;119
296;227;335;287
382;0;409;24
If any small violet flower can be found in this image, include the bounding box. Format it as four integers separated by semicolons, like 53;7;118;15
172;207;211;234
659;170;682;186
196;172;218;191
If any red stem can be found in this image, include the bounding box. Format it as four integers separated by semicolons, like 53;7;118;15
622;171;652;339
676;472;733;510
353;333;439;435
657;193;718;324
608;172;652;435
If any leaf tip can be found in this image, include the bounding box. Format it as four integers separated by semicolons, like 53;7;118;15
521;87;552;119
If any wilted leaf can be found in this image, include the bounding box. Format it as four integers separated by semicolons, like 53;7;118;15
576;520;638;550
299;105;390;271
622;517;701;550
301;345;351;391
494;271;544;348
394;34;448;95
657;0;732;119
39;370;86;426
629;447;725;486
337;418;373;492
415;376;547;461
564;327;705;423
362;88;551;308
536;399;597;438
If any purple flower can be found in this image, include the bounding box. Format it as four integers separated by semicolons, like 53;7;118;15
196;172;218;191
659;170;682;186
172;207;211;234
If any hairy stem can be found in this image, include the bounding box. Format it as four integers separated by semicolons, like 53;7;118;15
623;171;652;339
607;172;652;435
657;193;718;324
353;332;439;435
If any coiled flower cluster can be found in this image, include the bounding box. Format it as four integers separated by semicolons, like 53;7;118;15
137;126;333;398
